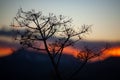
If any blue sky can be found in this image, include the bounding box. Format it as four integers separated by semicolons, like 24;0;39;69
0;0;120;41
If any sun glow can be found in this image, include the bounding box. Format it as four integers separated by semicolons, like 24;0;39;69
102;46;120;57
63;47;78;57
63;46;120;62
0;45;120;62
0;47;14;57
89;46;120;62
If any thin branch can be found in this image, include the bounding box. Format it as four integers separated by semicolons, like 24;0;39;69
30;46;46;51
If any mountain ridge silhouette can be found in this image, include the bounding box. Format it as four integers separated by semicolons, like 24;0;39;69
0;48;120;80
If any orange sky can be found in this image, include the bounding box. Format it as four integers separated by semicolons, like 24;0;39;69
63;47;78;57
102;46;120;58
0;46;120;62
63;46;120;62
88;46;120;62
0;47;14;57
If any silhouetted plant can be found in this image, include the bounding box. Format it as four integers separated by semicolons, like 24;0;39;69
11;8;103;80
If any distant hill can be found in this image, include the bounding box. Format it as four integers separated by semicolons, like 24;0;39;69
0;48;120;80
0;48;78;80
75;57;120;80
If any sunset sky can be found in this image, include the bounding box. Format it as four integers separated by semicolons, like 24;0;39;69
1;1;120;80
0;0;120;42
